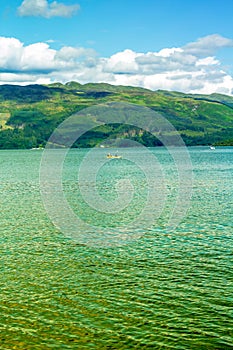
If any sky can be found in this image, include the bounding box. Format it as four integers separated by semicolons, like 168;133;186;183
1;0;233;95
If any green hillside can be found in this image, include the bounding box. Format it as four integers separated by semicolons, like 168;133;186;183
0;82;233;148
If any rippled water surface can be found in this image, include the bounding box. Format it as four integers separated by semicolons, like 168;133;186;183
0;147;233;349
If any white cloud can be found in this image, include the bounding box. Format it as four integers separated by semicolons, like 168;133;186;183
18;0;80;18
157;47;183;57
0;35;233;95
0;37;23;71
55;46;97;62
103;50;139;74
183;34;233;57
196;57;219;66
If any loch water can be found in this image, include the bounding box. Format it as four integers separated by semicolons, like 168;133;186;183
0;147;233;349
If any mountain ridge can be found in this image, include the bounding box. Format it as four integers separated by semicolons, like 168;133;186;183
0;82;233;148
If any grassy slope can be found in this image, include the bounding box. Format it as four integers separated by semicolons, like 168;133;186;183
0;82;233;148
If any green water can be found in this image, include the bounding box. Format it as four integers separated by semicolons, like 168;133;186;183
0;147;233;349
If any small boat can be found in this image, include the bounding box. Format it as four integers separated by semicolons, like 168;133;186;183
106;153;122;159
209;146;215;150
31;147;44;150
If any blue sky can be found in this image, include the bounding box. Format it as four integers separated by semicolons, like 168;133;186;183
1;0;233;94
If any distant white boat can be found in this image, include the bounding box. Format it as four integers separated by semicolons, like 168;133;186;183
209;146;215;150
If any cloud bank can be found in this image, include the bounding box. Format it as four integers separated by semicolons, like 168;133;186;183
18;0;80;18
0;34;233;95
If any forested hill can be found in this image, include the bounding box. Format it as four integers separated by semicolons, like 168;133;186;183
0;82;233;148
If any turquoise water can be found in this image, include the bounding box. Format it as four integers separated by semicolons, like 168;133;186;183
0;147;233;349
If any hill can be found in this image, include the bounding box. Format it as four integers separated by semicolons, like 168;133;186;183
0;82;233;148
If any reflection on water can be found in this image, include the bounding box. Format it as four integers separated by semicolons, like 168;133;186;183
0;147;233;349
